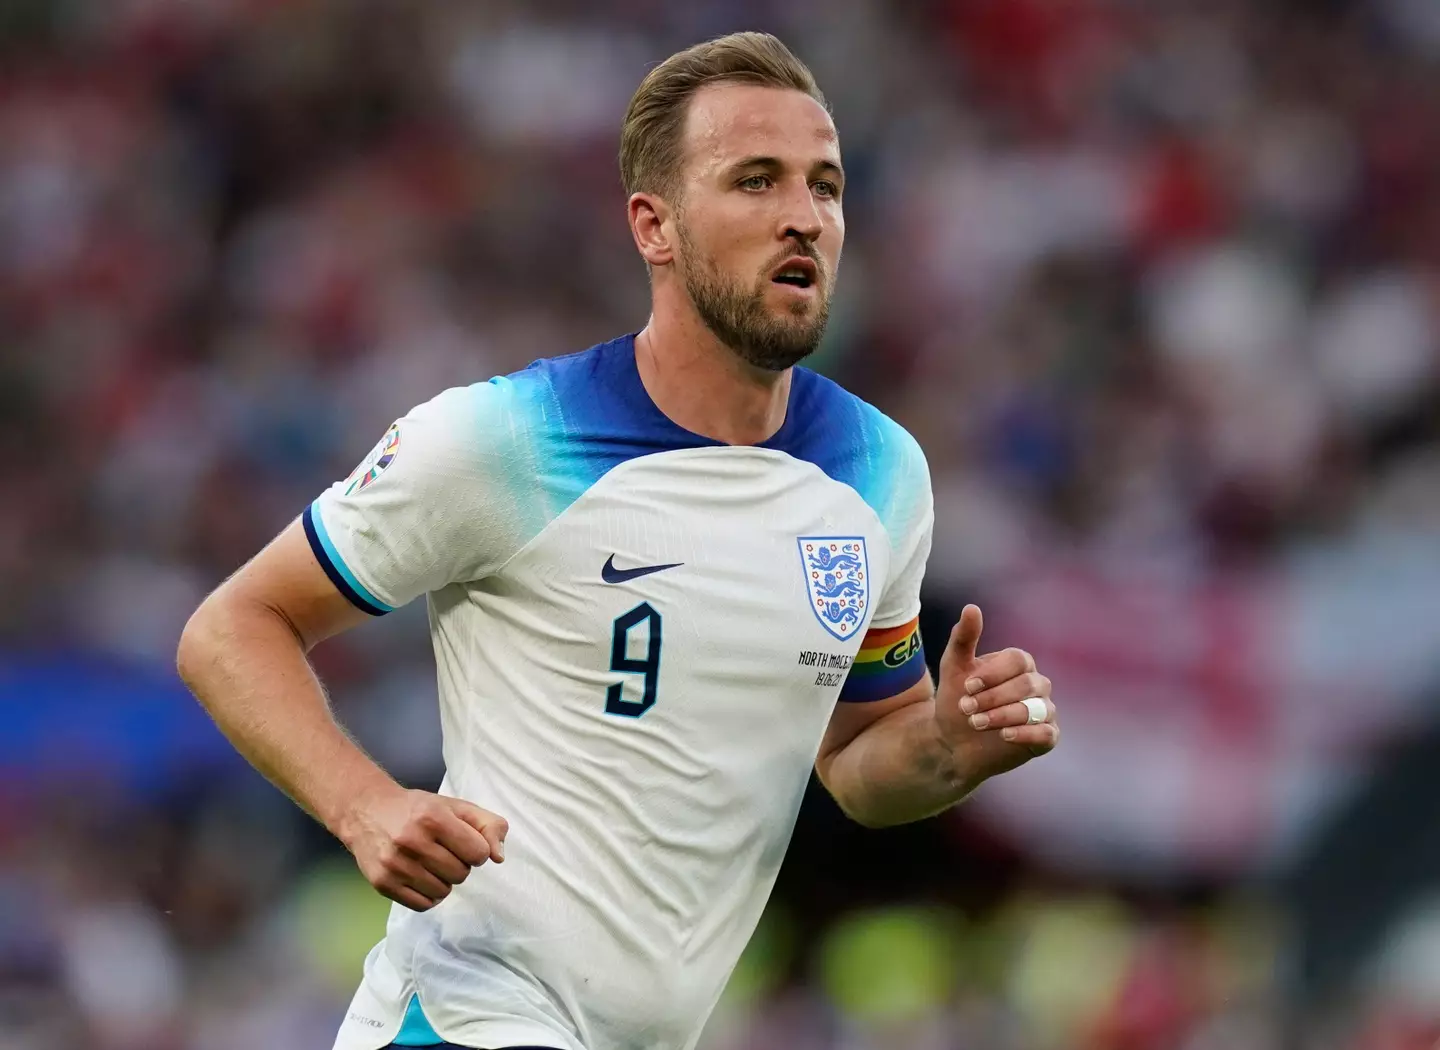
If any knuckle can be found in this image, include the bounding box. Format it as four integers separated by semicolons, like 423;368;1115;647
490;816;510;836
1027;672;1047;695
393;829;424;854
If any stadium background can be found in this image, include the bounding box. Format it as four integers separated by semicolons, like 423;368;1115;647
3;0;1440;1047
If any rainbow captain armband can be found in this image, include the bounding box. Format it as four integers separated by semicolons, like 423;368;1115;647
838;616;928;703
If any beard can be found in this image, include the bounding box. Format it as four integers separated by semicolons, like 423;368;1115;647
676;221;831;372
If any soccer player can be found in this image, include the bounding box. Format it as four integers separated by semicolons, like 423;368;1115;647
177;31;1059;1050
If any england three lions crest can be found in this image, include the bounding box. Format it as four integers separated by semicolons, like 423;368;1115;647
798;537;870;641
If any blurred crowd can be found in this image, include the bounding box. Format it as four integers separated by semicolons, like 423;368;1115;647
3;0;1440;1047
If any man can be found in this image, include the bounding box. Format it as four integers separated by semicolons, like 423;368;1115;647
177;31;1058;1050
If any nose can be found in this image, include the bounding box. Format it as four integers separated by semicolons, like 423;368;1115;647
778;185;824;245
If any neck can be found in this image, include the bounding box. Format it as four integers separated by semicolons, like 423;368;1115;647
634;310;792;446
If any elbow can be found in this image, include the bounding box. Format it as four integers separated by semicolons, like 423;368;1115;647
176;594;224;694
841;805;886;830
836;796;892;830
816;764;884;830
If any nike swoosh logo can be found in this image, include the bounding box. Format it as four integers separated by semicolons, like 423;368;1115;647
602;555;684;584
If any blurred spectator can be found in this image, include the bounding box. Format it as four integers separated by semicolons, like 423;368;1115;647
3;1;1439;1047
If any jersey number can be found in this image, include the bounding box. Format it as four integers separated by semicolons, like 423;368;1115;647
605;602;662;717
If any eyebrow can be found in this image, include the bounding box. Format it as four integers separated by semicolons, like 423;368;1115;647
728;155;846;184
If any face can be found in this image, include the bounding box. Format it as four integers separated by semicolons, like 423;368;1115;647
667;82;845;371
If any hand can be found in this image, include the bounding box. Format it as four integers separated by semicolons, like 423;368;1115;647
337;784;508;912
934;604;1058;785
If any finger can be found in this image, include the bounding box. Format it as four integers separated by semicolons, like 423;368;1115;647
478;818;508;864
429;805;492;869
447;799;508;864
998;722;1060;753
946;605;984;670
960;647;1036;704
382;883;440;913
969;696;1056;732
397;831;472;886
393;856;453;902
965;672;1051;721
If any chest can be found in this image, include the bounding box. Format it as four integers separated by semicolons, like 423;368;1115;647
493;451;891;720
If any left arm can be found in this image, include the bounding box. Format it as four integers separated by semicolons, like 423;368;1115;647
815;605;1058;828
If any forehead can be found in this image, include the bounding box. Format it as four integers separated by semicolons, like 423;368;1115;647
680;82;839;174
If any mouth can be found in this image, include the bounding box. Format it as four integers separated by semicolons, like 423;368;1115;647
770;256;819;290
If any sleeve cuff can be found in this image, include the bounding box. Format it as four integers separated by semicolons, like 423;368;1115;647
302;503;394;616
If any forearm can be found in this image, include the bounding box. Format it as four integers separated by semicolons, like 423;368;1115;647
176;594;396;840
820;698;976;828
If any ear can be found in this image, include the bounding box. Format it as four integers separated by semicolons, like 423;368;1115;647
629;192;675;268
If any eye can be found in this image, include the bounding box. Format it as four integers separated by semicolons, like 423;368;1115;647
739;174;773;190
813;180;840;199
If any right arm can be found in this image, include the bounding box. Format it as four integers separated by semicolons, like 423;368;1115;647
176;519;506;912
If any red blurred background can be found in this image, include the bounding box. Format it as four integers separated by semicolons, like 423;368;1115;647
3;2;1440;1048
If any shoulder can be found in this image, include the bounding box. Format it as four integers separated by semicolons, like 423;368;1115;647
781;368;930;525
496;335;648;425
407;336;636;450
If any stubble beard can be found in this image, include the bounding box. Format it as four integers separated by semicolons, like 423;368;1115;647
676;221;831;373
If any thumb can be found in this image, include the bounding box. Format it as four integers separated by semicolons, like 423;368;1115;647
446;797;509;864
946;604;984;671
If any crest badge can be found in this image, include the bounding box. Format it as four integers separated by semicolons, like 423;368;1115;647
345;422;401;495
798;537;870;641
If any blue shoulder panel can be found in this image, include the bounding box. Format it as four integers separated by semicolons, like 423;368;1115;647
484;334;920;539
764;365;921;535
502;335;717;509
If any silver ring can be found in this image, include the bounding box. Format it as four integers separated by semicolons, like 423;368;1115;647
1021;697;1048;725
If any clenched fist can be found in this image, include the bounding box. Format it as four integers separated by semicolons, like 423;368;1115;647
337;786;508;912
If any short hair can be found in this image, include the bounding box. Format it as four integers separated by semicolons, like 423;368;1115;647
619;32;828;204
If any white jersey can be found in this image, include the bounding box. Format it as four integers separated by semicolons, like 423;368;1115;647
312;335;933;1050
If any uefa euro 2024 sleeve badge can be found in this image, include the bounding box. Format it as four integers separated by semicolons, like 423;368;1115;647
798;537;870;641
344;422;401;495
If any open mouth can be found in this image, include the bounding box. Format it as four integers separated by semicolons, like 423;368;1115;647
771;257;818;289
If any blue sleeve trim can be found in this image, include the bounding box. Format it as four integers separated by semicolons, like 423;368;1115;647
302;503;393;616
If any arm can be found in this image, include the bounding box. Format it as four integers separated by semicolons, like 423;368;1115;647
815;674;966;828
815;605;1058;828
177;519;505;911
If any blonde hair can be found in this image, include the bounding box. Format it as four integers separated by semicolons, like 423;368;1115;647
619;31;827;203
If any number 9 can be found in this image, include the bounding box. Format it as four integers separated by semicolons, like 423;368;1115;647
605;602;662;717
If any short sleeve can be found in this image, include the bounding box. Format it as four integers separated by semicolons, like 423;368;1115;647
839;428;934;702
304;382;532;614
868;428;934;630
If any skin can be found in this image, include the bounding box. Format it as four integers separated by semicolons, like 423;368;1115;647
628;82;844;445
175;81;1056;915
626;82;1058;825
